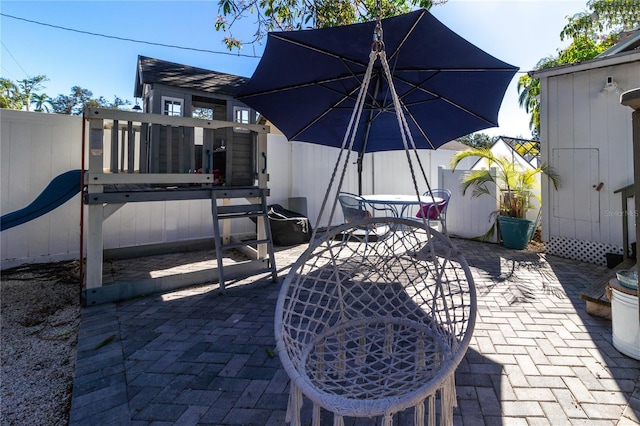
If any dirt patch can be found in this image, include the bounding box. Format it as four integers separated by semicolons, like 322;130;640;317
525;227;546;254
1;261;81;426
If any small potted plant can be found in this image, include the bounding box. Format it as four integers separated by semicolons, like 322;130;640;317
450;147;560;249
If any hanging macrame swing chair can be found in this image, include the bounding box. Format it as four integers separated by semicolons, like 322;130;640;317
274;15;477;426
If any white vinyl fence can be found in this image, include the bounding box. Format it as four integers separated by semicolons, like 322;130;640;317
1;110;493;268
1;110;83;268
440;167;499;241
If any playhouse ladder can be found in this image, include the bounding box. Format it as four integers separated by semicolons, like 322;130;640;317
211;188;277;292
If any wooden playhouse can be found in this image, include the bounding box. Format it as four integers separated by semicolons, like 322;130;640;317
82;56;277;305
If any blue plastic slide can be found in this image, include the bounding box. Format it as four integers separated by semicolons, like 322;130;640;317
1;169;83;231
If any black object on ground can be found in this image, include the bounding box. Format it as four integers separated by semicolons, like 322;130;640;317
254;204;312;246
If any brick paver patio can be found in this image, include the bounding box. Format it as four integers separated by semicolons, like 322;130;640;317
70;237;640;425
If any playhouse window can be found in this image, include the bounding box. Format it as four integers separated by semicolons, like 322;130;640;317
233;106;250;133
192;106;213;120
162;97;183;117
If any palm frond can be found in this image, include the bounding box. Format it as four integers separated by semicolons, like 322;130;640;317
450;147;495;169
471;186;493;199
537;163;561;190
460;170;498;200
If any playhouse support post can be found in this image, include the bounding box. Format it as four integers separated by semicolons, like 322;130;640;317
86;118;105;290
256;132;269;259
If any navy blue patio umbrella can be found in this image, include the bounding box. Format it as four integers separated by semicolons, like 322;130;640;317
238;9;518;193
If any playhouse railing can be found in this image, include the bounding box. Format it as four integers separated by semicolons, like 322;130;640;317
84;107;269;188
82;108;271;298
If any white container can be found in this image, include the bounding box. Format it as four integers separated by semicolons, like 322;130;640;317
611;286;640;360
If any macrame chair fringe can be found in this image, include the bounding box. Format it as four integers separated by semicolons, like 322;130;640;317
382;413;393;426
285;383;303;426
312;403;321;426
428;394;436;426
414;400;425;426
290;378;461;426
440;375;457;426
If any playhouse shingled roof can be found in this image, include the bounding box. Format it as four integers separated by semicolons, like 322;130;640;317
134;55;248;98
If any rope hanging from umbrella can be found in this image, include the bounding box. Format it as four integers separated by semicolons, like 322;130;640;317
313;4;437;237
275;9;477;425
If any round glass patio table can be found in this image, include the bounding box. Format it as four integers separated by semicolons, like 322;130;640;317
360;194;443;218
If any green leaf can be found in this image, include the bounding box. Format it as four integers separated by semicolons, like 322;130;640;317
94;334;116;350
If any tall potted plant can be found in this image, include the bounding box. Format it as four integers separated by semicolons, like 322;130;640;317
450;147;560;249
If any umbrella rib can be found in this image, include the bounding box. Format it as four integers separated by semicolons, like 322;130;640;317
385;42;511;128
270;33;370;68
372;64;439;150
289;88;387;142
390;70;508;127
265;33;389;109
288;90;361;141
237;74;356;98
312;66;385;110
404;108;437;149
262;60;386;141
385;9;424;63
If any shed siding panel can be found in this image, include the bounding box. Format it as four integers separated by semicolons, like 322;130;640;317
591;68;613;245
545;77;560;240
572;71;591;146
543;57;640;254
557;74;575;149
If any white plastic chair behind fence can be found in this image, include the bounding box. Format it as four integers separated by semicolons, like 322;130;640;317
275;217;476;425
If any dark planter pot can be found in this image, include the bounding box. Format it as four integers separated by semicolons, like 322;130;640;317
497;216;535;250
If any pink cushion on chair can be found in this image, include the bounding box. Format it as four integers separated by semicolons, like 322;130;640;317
416;201;447;220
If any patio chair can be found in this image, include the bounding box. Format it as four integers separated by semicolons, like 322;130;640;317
275;217;476;425
338;192;395;243
415;189;451;231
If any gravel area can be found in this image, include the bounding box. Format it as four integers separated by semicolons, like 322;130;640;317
1;261;81;426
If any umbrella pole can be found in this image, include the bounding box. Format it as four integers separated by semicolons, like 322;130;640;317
357;154;364;195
